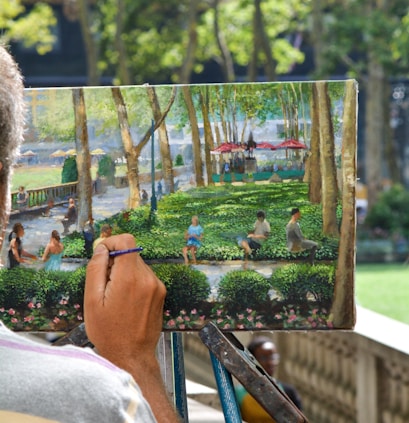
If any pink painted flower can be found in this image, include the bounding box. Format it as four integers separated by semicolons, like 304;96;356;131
164;310;171;316
28;302;35;309
8;308;15;316
176;316;184;323
167;319;176;327
275;314;282;320
53;317;61;324
24;316;34;323
59;310;68;316
199;315;206;321
59;299;68;305
11;317;18;324
287;314;297;322
184;316;191;322
237;314;244;320
237;324;244;329
223;323;231;329
191;309;197;315
216;309;222;316
36;303;42;309
216;318;223;324
0;308;4;312
77;314;83;321
179;324;186;330
74;304;81;310
247;316;254;322
246;308;253;314
255;322;264;328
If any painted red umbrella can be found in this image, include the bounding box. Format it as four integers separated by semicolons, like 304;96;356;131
256;141;277;150
272;139;308;150
211;142;244;154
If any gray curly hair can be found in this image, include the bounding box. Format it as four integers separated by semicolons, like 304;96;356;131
0;44;25;257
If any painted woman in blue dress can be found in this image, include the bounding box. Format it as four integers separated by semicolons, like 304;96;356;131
182;215;204;265
42;230;64;271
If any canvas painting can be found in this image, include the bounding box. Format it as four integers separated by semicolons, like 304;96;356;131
0;80;357;332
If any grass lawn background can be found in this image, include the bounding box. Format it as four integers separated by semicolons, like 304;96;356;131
356;263;409;325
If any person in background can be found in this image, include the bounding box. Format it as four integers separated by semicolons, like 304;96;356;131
141;189;149;205
286;207;318;265
42;230;64;271
7;222;37;269
157;180;163;200
61;197;77;235
83;216;95;257
16;186;29;209
93;223;113;250
182;215;204;265
238;210;270;261
235;336;303;423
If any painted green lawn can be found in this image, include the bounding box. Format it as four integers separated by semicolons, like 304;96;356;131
356;263;409;325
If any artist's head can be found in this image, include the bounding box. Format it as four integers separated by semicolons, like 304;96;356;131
248;336;280;377
191;215;199;225
0;45;25;255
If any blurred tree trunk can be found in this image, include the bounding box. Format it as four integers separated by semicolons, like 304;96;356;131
213;0;235;82
332;79;357;328
179;0;199;83
248;0;276;82
316;81;339;237
365;56;385;210
115;0;131;85
72;88;93;228
77;0;99;85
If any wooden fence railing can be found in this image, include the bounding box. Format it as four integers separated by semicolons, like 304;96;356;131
11;182;78;213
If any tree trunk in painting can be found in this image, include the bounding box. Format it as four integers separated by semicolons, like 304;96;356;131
308;84;322;202
111;87;141;208
182;85;204;187
72;88;93;229
200;86;215;185
331;80;357;328
146;86;175;194
316;82;339;237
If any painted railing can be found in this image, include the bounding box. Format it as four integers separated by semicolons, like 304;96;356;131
11;182;78;213
183;306;409;422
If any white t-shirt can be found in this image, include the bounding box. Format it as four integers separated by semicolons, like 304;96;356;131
0;322;157;423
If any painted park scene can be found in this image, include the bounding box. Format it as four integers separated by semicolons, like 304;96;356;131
0;80;357;332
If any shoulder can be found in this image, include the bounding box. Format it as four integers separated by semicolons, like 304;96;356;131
0;324;156;422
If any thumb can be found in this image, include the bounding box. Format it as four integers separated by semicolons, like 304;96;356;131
84;245;110;311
